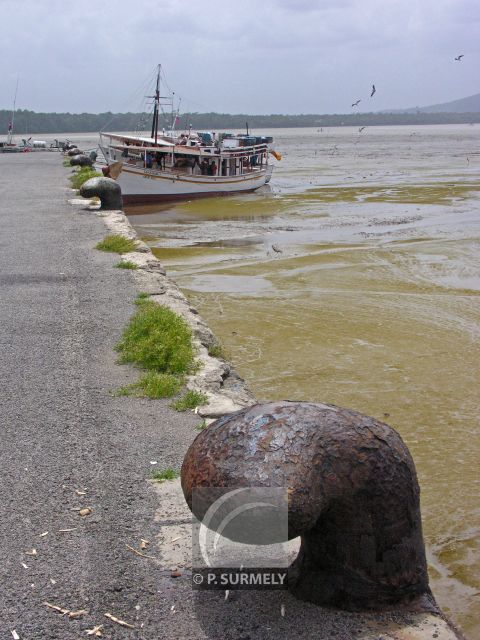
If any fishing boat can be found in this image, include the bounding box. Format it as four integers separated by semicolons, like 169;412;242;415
98;66;280;203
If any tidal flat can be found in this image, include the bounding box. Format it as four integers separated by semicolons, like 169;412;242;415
127;124;480;638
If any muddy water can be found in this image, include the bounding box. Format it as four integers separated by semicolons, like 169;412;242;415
126;125;480;638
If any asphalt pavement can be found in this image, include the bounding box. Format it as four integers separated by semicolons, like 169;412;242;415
0;153;200;638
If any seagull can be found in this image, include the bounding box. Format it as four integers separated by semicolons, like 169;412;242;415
271;244;283;254
454;54;464;61
370;84;376;97
351;99;361;107
359;126;366;132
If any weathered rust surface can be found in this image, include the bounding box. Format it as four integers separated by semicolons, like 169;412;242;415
181;401;433;611
70;154;93;167
79;176;123;211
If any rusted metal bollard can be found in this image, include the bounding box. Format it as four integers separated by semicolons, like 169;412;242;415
181;401;433;611
79;177;123;211
70;154;93;167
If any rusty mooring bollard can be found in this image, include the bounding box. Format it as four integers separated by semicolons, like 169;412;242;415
79;177;123;210
181;401;432;611
70;154;93;168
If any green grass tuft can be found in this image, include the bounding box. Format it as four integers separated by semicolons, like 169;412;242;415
151;468;179;482
110;385;132;397
134;292;151;305
69;167;101;189
114;296;200;402
116;300;195;375
195;419;208;431
207;342;224;358
171;390;208;412
96;234;137;254
140;371;183;398
115;260;138;270
114;372;182;399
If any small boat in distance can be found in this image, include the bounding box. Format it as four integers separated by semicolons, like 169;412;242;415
98;66;280;204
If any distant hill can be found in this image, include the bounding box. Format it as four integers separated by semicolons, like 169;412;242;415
386;93;480;114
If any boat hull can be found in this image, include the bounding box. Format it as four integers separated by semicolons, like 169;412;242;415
115;165;269;204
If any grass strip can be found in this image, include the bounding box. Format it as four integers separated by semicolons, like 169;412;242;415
116;372;182;399
69;167;101;189
207;342;224;358
96;234;137;254
115;260;138;270
116;300;195;374
171;390;208;412
114;299;206;405
151;468;179;482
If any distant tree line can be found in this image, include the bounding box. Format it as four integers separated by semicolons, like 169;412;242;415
1;108;480;135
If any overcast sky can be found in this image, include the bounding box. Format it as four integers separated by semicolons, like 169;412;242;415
1;0;479;115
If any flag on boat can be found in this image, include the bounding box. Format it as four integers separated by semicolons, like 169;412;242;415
8;121;12;131
175;116;180;124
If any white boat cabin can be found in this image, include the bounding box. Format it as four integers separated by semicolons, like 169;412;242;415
99;130;273;178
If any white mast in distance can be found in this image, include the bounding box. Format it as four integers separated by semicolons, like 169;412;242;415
8;75;19;145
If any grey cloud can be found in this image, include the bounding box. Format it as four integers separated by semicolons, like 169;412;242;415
270;0;352;11
1;0;479;114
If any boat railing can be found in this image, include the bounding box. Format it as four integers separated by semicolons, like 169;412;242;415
120;156;267;178
219;144;269;157
105;138;269;159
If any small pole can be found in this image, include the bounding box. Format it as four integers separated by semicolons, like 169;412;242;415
8;75;19;144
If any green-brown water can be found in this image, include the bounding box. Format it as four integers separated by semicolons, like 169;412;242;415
126;125;480;638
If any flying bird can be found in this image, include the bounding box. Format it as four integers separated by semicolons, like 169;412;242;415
359;126;366;132
351;99;361;107
370;84;376;97
271;244;283;254
454;54;464;61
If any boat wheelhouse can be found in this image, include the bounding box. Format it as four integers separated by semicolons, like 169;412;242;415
98;66;279;203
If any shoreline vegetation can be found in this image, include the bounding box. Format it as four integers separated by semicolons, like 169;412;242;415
3;108;480;134
113;294;207;408
69;166;101;189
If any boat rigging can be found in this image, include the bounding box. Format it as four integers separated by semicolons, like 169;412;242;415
98;65;281;204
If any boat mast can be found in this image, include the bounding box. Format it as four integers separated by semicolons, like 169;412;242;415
171;96;181;133
150;64;161;143
8;75;19;145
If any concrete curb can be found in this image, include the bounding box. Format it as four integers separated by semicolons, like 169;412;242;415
153;479;465;640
